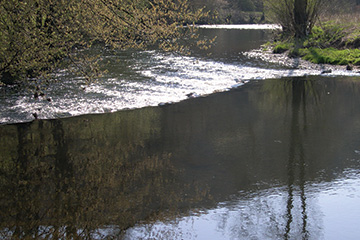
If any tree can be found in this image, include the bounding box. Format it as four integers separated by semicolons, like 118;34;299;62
0;0;206;85
264;0;323;38
238;0;256;11
294;0;308;38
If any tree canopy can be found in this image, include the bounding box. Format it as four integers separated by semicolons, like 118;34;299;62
264;0;323;38
188;0;264;24
0;0;206;85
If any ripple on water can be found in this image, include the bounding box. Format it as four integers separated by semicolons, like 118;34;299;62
1;49;360;124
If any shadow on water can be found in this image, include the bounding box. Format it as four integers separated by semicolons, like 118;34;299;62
1;76;360;239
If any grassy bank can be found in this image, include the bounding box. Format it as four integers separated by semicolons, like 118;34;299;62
300;48;360;66
270;20;360;66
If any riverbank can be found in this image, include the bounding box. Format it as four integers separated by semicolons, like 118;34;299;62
245;47;360;74
253;21;360;73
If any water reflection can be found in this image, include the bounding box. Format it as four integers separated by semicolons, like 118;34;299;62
284;79;311;240
0;109;211;239
1;76;360;239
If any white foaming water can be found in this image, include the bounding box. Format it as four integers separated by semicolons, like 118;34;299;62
1;42;360;124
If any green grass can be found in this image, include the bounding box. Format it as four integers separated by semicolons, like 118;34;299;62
300;48;360;65
272;42;293;54
304;24;347;48
270;21;360;66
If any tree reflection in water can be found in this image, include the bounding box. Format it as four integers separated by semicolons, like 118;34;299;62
0;108;212;239
1;76;360;239
123;76;360;240
284;79;312;240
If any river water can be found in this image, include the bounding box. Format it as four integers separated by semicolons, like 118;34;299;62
1;26;360;239
2;25;359;124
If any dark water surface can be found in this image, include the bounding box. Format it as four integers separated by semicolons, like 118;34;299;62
1;76;360;239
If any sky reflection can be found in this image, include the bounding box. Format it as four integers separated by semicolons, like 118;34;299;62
124;171;360;240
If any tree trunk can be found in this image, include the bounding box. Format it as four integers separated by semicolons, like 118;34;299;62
294;0;308;38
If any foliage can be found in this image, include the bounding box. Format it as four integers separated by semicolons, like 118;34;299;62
235;0;256;11
188;0;264;24
0;0;207;85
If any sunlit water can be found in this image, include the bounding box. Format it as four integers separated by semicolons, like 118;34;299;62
123;169;360;240
1;25;359;124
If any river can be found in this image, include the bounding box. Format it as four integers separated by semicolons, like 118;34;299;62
1;25;360;239
2;25;359;124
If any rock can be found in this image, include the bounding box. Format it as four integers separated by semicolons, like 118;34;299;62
32;113;38;119
186;92;199;98
158;102;173;106
321;69;332;74
231;83;244;88
346;65;353;71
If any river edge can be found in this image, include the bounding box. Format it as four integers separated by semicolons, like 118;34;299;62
197;24;360;74
245;46;360;74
